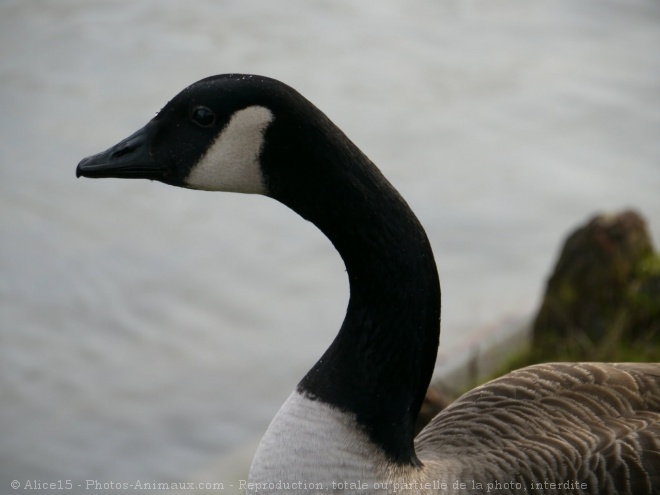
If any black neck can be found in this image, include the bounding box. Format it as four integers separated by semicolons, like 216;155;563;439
262;106;441;465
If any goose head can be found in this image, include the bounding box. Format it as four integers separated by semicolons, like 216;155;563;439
77;74;368;214
77;75;286;193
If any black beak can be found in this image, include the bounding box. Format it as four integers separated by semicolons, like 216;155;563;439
76;121;163;180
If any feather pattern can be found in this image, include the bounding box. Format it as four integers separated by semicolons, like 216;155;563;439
416;363;660;494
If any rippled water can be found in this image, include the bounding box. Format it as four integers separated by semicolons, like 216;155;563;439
2;0;659;491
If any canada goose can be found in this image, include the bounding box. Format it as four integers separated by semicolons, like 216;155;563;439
77;74;660;494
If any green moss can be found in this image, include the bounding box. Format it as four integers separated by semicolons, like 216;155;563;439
489;318;659;385
557;282;578;305
637;252;660;277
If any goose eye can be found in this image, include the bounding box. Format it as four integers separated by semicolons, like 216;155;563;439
190;106;216;127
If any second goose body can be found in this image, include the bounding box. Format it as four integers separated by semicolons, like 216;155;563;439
77;74;660;494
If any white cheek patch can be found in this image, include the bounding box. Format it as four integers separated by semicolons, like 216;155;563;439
186;105;274;194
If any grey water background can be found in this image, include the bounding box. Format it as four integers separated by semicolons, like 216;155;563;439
1;0;659;491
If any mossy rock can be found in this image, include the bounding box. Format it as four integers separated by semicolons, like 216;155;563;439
532;210;659;362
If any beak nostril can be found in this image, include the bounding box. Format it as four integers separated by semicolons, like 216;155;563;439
110;144;135;160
